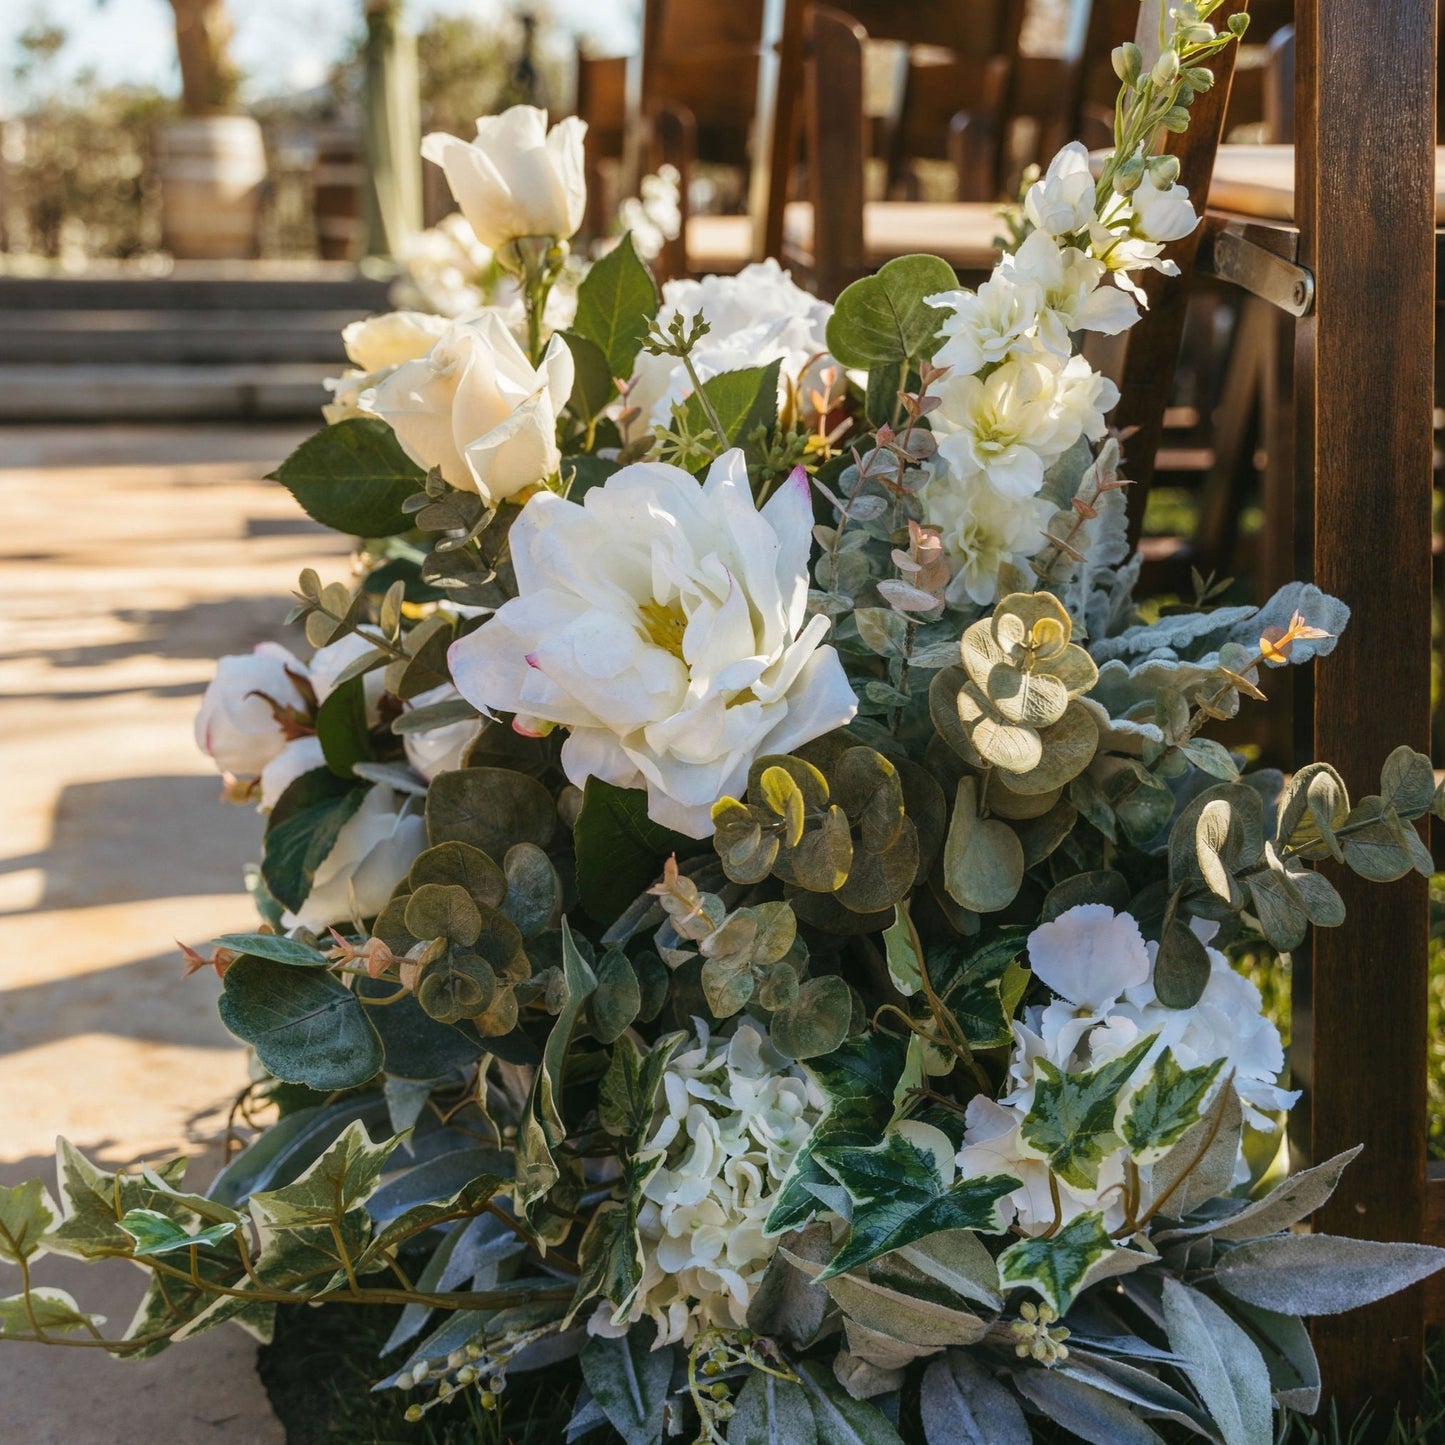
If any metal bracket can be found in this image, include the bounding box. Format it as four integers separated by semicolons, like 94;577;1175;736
1202;227;1315;316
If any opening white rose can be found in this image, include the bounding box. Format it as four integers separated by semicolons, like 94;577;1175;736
194;642;309;781
281;784;427;933
370;311;573;504
422;105;586;252
322;311;450;425
447;449;857;837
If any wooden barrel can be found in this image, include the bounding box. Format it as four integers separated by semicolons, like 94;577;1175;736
158;116;267;259
313;129;366;261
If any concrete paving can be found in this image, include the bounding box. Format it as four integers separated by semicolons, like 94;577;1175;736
0;423;352;1441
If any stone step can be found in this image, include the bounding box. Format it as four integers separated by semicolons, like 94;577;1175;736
0;269;391;312
0;310;358;365
0;363;333;421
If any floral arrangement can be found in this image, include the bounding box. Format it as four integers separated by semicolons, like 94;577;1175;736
7;9;1445;1443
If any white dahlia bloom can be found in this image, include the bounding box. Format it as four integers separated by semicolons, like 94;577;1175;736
918;474;1051;607
595;1020;824;1347
926;273;1041;378
447;449;857;837
626;261;838;439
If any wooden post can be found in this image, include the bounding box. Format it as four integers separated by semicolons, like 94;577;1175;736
1293;0;1435;1419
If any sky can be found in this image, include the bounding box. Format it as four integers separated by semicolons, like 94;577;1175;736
2;0;638;107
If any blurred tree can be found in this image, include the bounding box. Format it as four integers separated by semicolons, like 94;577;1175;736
168;0;241;114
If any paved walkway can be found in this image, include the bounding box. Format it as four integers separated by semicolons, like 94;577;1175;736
0;424;350;1442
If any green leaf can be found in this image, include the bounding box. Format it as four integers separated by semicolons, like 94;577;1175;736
997;1211;1134;1315
826;254;957;369
0;1179;57;1264
816;1126;1016;1278
864;360;904;430
1119;1049;1223;1163
943;777;1025;914
218;955;383;1090
572;232;659;380
49;1144;191;1261
1161;1277;1272;1445
118;1209;237;1257
589;949;643;1044
562;452;623;501
1020;1035;1155;1190
678;359;782;453
795;1359;907;1444
1013;1369;1169;1445
268;416;424;538
599;1031;685;1138
574;777;704;925
356;976;484;1079
578;1319;674;1445
935;933;1030;1049
250;1119;398;1227
261;771;367;914
567;1151;662;1324
769;974;852;1060
210;933;330;967
515;920;596;1218
1381;744;1436;818
766;1032;909;1236
425;766;557;856
882;902;924;996
1152;912;1212;1009
560;328;616;421
358;1168;509;1268
314;673;375;779
920;1351;1032;1445
731;1371;820;1445
0;1287;105;1337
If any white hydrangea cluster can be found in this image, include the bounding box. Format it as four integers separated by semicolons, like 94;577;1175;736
922;139;1199;606
625;260;840;443
956;904;1294;1237
596;1019;824;1347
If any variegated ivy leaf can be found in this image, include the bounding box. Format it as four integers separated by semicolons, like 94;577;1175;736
599;1031;685;1139
997;1212;1142;1315
565;1153;662;1326
250;1120;401;1229
0;1178;58;1264
118;1209;238;1257
49;1143;190;1260
1020;1034;1155;1190
765;1032;909;1237
814;1124;1017;1279
0;1287;106;1338
1117;1049;1223;1164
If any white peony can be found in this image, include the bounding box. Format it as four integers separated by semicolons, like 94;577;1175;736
323;311;451;425
447;449;857;838
371;311;574;504
194;642;310;781
595;1019;824;1347
926;273;1041;378
627;261;837;440
281;785;427;933
919;473;1051;607
423;105;587;252
402;683;484;781
1024;142;1098;238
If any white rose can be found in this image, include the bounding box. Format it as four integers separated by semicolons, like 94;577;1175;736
322;311;450;425
370;310;574;503
259;736;326;812
1024;141;1098;238
1130;171;1198;244
447;449;857;838
422;105;586;251
281;785;427;933
194;642;310;780
402;683;484;781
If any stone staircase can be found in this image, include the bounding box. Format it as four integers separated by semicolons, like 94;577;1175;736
0;265;392;421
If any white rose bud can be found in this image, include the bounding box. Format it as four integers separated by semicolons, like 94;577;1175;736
371;311;574;503
194;643;309;781
402;683;484;781
422;105;587;252
1131;171;1198;244
323;311;449;424
281;785;427;932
